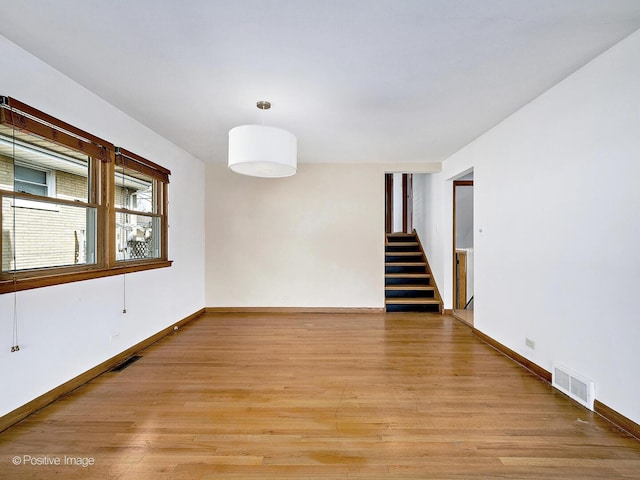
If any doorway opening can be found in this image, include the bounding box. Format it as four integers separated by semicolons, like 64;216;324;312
385;173;413;233
453;174;474;326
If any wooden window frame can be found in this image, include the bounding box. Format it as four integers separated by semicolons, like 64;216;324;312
0;96;171;294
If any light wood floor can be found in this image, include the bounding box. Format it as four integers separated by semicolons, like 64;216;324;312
452;308;474;327
1;312;639;479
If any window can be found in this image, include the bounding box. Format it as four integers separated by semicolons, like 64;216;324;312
15;164;50;196
0;96;171;293
12;164;60;212
114;148;169;263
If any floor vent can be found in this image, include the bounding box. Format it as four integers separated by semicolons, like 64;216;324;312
552;362;595;410
110;355;142;372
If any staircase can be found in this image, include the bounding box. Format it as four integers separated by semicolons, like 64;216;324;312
385;231;443;313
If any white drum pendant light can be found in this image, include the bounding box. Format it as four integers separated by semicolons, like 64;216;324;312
228;101;297;178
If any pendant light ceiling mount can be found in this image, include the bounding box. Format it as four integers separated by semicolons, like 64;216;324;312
228;100;297;178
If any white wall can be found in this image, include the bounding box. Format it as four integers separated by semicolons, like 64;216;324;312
427;30;640;424
413;172;448;304
0;36;206;416
412;174;427;240
205;162;439;308
205;162;383;308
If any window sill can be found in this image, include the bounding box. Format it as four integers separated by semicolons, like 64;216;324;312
13;198;60;211
0;260;172;294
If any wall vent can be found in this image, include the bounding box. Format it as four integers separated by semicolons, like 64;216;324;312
552;362;595;410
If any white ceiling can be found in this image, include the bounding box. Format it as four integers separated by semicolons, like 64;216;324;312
2;1;640;165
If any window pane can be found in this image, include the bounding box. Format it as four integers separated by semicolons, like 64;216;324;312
114;164;155;213
2;195;96;272
115;212;159;261
14;164;48;196
0;125;91;202
14;180;48;196
14;164;46;184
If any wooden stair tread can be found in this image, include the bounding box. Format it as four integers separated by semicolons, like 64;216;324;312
385;285;434;291
385;298;441;305
385;251;422;256
385;262;425;266
385;273;431;278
